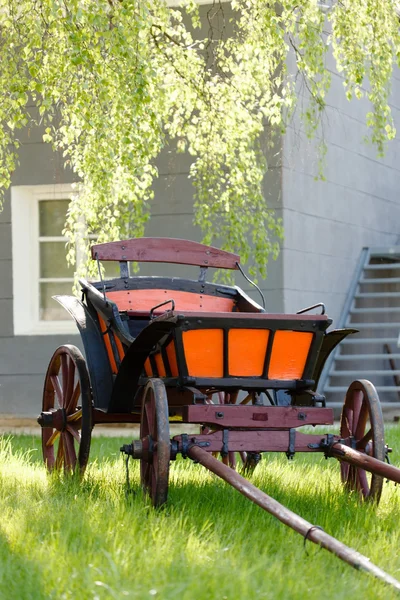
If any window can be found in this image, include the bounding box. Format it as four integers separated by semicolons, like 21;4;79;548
38;198;76;321
11;184;77;335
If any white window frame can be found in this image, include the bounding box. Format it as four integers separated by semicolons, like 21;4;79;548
11;184;78;335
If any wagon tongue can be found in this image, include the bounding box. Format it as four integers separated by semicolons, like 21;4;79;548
187;444;400;593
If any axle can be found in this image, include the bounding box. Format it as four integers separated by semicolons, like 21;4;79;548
122;430;400;488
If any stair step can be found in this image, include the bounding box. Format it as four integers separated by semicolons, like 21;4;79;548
331;370;400;376
365;263;400;270
350;307;400;313
355;292;400;298
360;277;400;284
341;337;398;344
324;401;400;413
369;247;400;257
335;353;400;360
325;386;400;392
344;322;400;329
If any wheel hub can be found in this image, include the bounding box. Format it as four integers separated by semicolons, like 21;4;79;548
38;408;67;431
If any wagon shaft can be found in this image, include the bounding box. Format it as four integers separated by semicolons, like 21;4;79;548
329;442;400;485
187;445;400;593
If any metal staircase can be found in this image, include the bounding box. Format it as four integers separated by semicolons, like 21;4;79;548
319;247;400;415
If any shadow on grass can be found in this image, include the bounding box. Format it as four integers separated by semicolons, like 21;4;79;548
0;530;47;600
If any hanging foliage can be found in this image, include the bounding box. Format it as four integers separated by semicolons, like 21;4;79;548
0;0;398;279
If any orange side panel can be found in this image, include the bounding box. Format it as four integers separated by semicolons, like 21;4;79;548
183;329;224;377
154;353;167;377
98;314;118;375
166;341;179;377
144;358;153;377
268;331;313;380
107;290;234;313
114;335;125;361
228;329;270;376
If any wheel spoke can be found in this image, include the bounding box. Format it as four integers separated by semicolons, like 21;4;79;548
357;469;370;498
347;465;357;489
239;451;247;464
63;431;77;470
228;452;236;469
67;408;82;422
145;400;156;438
238;393;252;406
50;375;64;408
356;428;372;451
354;403;368;442
341;409;352;438
340;461;350;482
61;354;69;407
66;424;81;444
55;435;65;469
143;462;151;488
67;379;81;414
45;429;61;448
351;390;363;433
64;360;76;412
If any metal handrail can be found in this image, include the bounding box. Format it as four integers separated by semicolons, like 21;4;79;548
318;247;370;393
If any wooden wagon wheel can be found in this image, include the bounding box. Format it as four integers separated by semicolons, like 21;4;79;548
339;379;385;503
140;378;170;507
41;345;93;475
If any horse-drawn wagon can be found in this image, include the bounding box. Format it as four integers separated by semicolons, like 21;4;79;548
37;237;400;590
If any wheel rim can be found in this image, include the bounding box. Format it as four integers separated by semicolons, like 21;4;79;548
339;379;385;502
41;345;92;475
140;379;170;507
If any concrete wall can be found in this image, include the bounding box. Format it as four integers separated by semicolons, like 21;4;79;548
281;61;400;326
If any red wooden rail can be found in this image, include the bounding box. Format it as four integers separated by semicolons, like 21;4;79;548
91;237;240;269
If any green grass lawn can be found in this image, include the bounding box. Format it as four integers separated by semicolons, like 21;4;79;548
1;426;400;600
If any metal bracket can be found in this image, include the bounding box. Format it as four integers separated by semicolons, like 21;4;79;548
286;428;296;460
149;298;175;320
183;386;208;404
198;266;208;283
309;433;337;458
119;261;129;279
181;433;189;459
221;429;229;457
253;393;263;406
296;302;326;315
95;252;108;305
170;440;179;461
180;435;210;463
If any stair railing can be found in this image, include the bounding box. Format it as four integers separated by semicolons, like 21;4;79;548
318;247;370;393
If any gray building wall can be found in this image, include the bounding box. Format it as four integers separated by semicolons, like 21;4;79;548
0;121;82;418
281;61;400;326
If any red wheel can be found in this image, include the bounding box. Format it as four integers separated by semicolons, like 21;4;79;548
140;379;170;507
41;345;93;475
340;380;385;503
